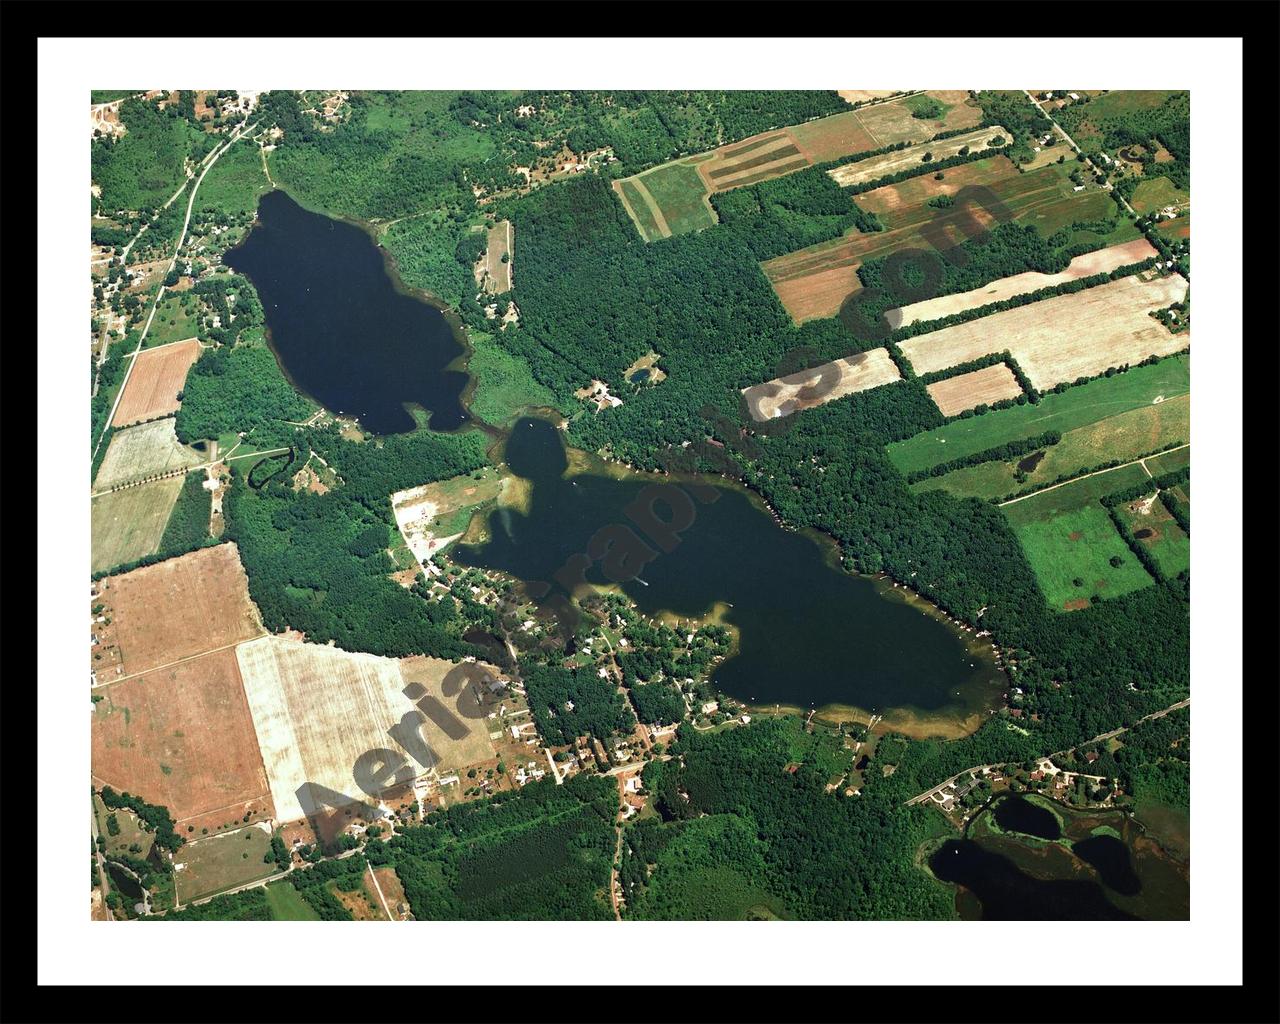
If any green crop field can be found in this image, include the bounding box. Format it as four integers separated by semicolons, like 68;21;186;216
889;357;1190;476
635;161;717;237
91;478;185;574
1008;503;1154;610
914;396;1189;502
1001;463;1152;522
616;180;664;242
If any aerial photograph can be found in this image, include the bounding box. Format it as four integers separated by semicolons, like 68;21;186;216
86;86;1194;924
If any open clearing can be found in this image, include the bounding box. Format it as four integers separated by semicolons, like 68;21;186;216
741;348;901;421
391;467;504;566
173;823;275;904
265;879;320;920
93;543;265;678
1143;445;1191;476
1130;176;1190;216
891;238;1158;326
236;637;499;826
897;272;1189;390
889;355;1189;475
91;478;184;574
827;126;1006;188
926;363;1024;417
763;157;1129;323
614;93;982;241
914;396;1189;501
1117;493;1190;577
477;220;513;294
113;338;202;427
92;646;275;829
94;418;206;491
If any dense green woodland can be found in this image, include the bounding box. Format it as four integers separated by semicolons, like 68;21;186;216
623;719;952;919
388;774;616;919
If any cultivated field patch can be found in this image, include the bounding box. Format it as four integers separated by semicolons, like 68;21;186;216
615;94;981;242
94;542;265;677
172;822;276;904
763;157;1121;323
925;363;1024;417
740;348;902;421
235;637;499;826
112;338;202;427
891;238;1158;326
1142;445;1191;477
898;272;1189;390
889;355;1189;475
92;646;274;827
94;417;205;491
838;90;900;105
91;478;184;574
826;126;1006;188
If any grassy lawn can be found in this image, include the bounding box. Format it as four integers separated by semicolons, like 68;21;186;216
914;396;1189;502
173;825;276;904
264;879;320;920
889;357;1190;476
467;333;559;427
1009;502;1154;610
1130;175;1190;215
94;795;156;859
144;293;203;348
636;161;717;236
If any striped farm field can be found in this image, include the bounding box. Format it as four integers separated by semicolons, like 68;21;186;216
113;338;202;427
890;238;1158;327
827;126;1006;188
614;92;982;242
889;355;1189;475
762;157;1124;323
94;417;206;491
897;272;1189;390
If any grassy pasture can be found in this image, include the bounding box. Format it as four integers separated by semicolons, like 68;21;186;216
1117;494;1190;577
91;478;184;573
93;794;156;860
889;357;1190;476
466;333;559;427
1007;502;1154;610
144;293;202;348
914;397;1189;502
173;825;276;904
1001;463;1152;522
1130;176;1190;215
264;879;320;920
1143;445;1190;476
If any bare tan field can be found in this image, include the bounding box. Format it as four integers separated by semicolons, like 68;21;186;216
236;638;499;825
827;126;1007;188
891;238;1158;325
92;647;275;827
838;90;900;105
898;273;1190;389
112;338;201;427
480;220;513;295
96;543;264;678
926;363;1025;417
741;348;902;421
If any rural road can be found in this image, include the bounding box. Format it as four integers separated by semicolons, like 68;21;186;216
1023;90;1138;220
89;796;114;922
90;446;290;499
92;120;260;465
905;696;1190;806
998;443;1190;507
366;862;395;920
